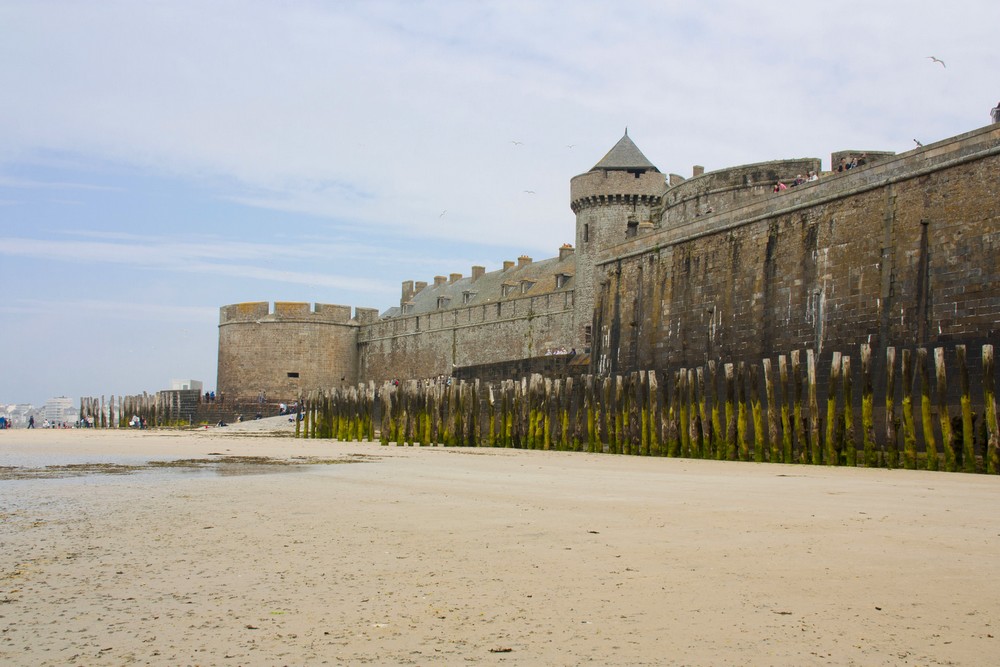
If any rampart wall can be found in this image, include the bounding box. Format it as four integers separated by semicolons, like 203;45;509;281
358;290;578;382
592;124;1000;387
218;301;376;402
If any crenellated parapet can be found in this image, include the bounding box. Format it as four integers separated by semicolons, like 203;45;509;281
570;169;665;213
219;301;373;326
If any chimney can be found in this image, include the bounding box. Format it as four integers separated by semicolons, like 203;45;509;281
693;165;705;177
449;272;462;284
559;244;575;261
401;280;414;304
669;173;686;186
517;255;532;268
434;275;447;287
414;281;427;294
503;260;515;271
471;265;485;281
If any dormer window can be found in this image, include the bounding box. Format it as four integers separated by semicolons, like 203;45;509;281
437;296;450;310
520;280;535;295
501;283;516;298
556;274;570;289
402;303;414;314
462;291;475;305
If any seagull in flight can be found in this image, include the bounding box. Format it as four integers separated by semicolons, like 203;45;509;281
914;139;924;147
523;190;535;194
439;210;447;217
566;144;576;149
927;56;946;68
510;140;523;146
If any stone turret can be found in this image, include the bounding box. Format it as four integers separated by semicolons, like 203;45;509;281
570;130;664;348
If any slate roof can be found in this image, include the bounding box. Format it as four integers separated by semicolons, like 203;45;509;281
382;251;576;319
591;131;660;172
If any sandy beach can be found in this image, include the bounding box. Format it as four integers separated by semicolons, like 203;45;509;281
2;422;999;666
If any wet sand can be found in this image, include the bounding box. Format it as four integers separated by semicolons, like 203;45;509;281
2;424;999;665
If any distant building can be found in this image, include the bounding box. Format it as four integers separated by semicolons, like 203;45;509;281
171;379;204;392
42;397;76;425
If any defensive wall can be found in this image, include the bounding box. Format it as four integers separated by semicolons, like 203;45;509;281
592;123;1000;391
217;301;377;402
358;289;578;382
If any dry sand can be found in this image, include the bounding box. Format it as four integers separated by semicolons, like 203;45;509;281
2;422;999;666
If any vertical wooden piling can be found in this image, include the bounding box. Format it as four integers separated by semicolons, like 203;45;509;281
724;363;737;461
956;345;975;473
934;348;954;471
697;367;709;460
884;348;898;468
918;348;938;471
825;351;842;465
764;358;780;463
749;363;765;462
901;349;917;468
778;355;793;463
807;349;821;465
982;345;999;474
843;356;856;467
860;345;876;467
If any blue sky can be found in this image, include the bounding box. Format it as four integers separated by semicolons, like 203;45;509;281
1;0;997;407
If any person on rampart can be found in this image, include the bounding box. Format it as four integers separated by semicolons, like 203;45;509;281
992;101;1000;124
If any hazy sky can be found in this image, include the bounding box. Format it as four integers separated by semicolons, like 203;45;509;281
1;0;997;407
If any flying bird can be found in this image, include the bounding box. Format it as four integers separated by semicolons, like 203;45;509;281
510;140;523;146
523;190;535;194
439;210;447;217
566;144;576;149
927;56;946;68
914;139;924;147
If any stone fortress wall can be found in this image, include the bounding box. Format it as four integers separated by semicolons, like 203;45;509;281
592;123;1000;386
217;301;377;402
217;123;1000;403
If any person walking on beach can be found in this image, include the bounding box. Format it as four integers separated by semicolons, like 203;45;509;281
27;415;35;428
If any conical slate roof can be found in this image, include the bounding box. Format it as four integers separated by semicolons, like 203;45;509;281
591;130;659;172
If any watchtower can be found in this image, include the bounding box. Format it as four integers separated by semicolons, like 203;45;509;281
570;131;664;348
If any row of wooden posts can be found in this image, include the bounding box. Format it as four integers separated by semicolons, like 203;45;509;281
296;344;1000;474
79;392;170;428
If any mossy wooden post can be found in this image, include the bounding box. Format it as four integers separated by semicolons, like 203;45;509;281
563;377;574;451
790;351;805;463
860;345;876;467
379;386;389;445
982;345;999;474
900;349;917;468
956;345;975;473
707;361;722;459
688;369;702;458
807;349;821;465
664;370;678;457
736;362;749;462
648;371;661;456
302;396;311;439
750;363;765;462
543;378;553;451
638;372;650;456
884;348;898;468
764;358;781;463
918;348;938;470
934;348;954;471
676;369;689;457
697;367;709;459
599;377;611;453
610;375;622;455
424;384;434;446
501;380;512;447
778;356;793;463
584;375;596;453
724;363;737;461
843;356;857;467
825;351;842;465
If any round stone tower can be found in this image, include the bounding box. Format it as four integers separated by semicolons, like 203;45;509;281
570;131;664;348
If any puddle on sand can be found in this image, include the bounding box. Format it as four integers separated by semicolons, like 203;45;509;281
0;455;372;481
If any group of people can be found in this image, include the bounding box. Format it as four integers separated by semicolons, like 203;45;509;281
544;347;576;356
772;171;820;193
837;154;868;172
203;390;221;403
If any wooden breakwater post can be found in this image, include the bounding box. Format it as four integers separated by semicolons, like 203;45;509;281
861;345;876;467
697;367;709;459
983;345;999;474
807;349;821;465
956;346;975;473
901;349;918;469
648;371;661;456
778;355;793;463
935;348;956;471
736;363;749;462
763;358;781;463
884;347;898;469
843;356;856;467
750;363;765;462
918;348;938;471
825;351;842;465
708;361;723;459
792;351;807;464
724;363;736;461
687;369;700;458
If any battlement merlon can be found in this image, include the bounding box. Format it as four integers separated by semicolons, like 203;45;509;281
570;169;666;213
219;302;378;325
